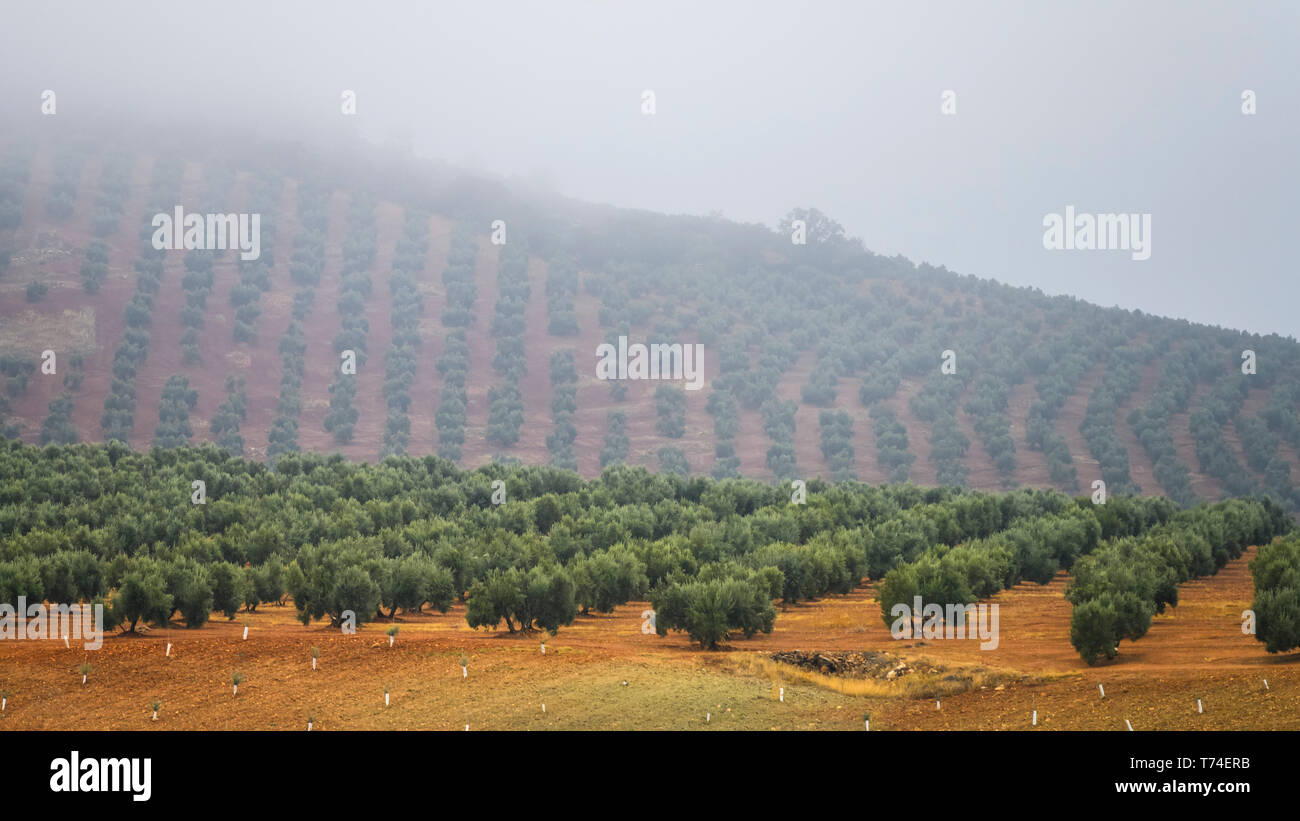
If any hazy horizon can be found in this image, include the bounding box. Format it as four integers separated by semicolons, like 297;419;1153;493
2;0;1296;336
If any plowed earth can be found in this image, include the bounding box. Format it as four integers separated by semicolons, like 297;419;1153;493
1;546;1294;731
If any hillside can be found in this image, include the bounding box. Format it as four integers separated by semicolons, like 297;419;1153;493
2;131;1299;512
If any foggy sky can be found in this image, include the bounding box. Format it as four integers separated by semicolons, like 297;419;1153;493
3;1;1297;337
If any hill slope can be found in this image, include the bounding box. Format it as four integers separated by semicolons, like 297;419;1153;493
2;133;1299;511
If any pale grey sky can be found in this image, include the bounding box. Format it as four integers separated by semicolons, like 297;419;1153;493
3;1;1296;336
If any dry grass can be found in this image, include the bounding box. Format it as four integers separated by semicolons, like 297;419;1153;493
0;308;96;357
0;231;78;289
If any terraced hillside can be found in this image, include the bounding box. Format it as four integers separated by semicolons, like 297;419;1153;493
2;134;1299;512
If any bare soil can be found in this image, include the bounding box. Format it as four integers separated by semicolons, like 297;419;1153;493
2;545;1290;731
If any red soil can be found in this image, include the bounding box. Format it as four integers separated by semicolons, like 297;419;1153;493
1056;361;1105;486
239;178;300;460
458;237;500;469
403;214;452;457
187;172;250;440
1172;381;1226;501
128;162;204;450
336;200;402;462
1008;377;1056;490
1118;356;1167;496
887;377;937;486
295;190;350;454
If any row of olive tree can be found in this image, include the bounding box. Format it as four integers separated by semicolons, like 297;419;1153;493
99;157;184;443
1067;498;1288;663
1249;534;1300;654
323;194;377;444
230;172;280;343
268;175;331;462
381;210;430;455
434;224;478;460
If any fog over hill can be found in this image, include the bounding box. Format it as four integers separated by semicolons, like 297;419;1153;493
1;0;1297;335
